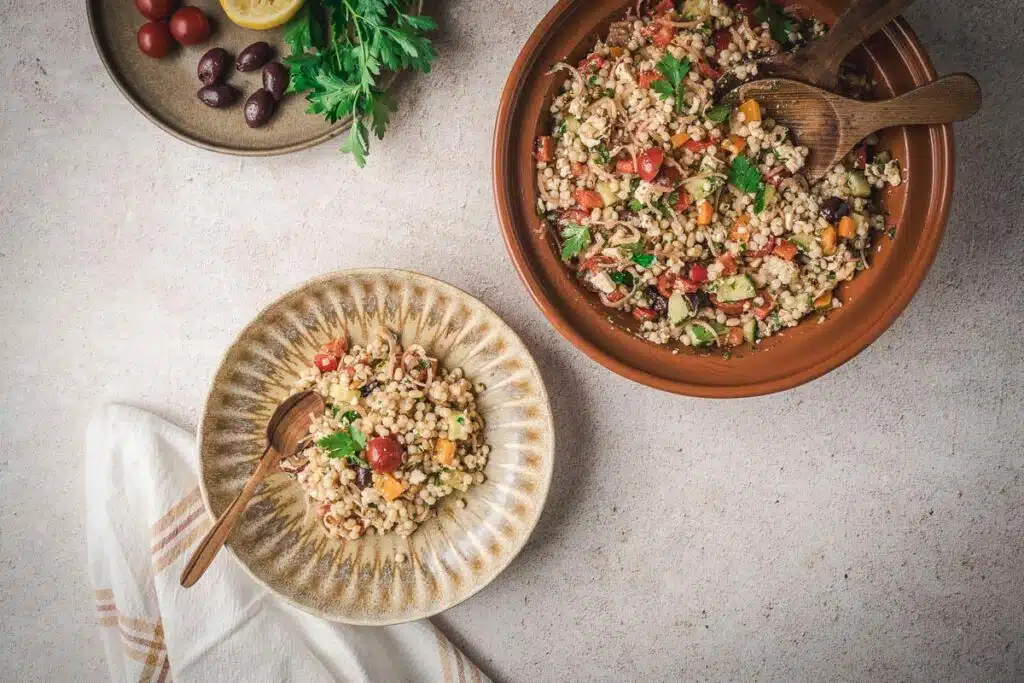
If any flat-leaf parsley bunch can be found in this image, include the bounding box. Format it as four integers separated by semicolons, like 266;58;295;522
283;0;437;166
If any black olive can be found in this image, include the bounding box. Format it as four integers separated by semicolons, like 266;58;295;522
236;41;274;72
243;88;276;127
686;290;710;313
355;468;373;489
197;47;230;85
646;285;668;318
820;196;851;223
197;84;240;108
262;62;290;102
360;381;380;397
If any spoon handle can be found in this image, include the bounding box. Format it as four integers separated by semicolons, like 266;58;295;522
179;445;276;588
794;0;917;89
855;73;982;132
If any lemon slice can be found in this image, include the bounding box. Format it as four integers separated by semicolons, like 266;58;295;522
219;0;304;30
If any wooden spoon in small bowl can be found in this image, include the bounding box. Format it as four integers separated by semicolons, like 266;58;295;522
734;73;982;183
180;390;326;588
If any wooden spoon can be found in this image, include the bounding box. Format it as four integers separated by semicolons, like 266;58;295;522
734;73;981;183
179;390;326;588
715;0;916;95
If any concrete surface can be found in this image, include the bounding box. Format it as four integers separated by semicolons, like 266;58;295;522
1;0;1022;680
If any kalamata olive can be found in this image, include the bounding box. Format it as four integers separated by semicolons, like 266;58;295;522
134;0;176;21
137;22;174;58
685;290;710;313
197;84;240;108
359;380;379;397
646;285;668;318
169;6;210;45
197;47;230;85
355;467;373;489
262;62;290;101
366;437;404;474
820;196;851;223
236;41;274;72
243;89;276;127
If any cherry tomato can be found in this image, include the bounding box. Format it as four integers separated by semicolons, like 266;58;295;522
169;6;211;45
313;353;339;373
367;437;404;474
746;235;776;258
578;255;614;275
724;327;745;346
574;188;604;210
654;0;675;13
716;252;738;276
615;157;637;174
535;135;554;162
688;263;709;283
751;291;776;320
632;307;658;321
712;28;732;51
134;0;176;20
652;23;676;47
697;60;723;81
683;138;715;153
571;162;589;177
654;164;680;188
578;54;606;74
676;278;701;293
637;148;665;182
711;295;748;315
674;191;693;212
656;272;677;298
321;338;348;358
561;208;590;224
638;70;662;89
605;289;626;303
137;22;174;58
772;239;799;260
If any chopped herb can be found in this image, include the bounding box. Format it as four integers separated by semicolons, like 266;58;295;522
604;88;616;98
705;103;732;123
632;252;655;268
753;184;767;213
629;177;641;193
560;223;590;261
621;242;655;268
556;121;567;137
609;271;635;288
754;1;796;46
592;145;611;165
728;155;763;193
340;410;360;424
588;74;598;86
456;415;465;425
317;425;369;468
628;198;644;212
651;53;691;112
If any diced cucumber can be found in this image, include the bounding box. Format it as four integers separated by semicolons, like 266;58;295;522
715;274;756;302
668;291;690;325
686;322;716;347
761;184;777;209
708;320;728;335
742;318;758;344
789;233;815;252
447;411;469;441
847;170;871;197
564;115;580;134
683;176;723;201
596;180;617;207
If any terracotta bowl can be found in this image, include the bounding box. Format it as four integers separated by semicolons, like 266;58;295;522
493;0;953;397
198;270;554;623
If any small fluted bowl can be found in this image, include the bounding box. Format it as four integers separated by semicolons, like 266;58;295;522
198;269;554;624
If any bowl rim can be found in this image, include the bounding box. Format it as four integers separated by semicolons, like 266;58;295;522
492;1;954;398
196;268;555;624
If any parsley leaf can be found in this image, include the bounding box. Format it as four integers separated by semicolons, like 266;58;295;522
705;103;732;123
282;0;437;166
621;242;655;268
592;145;611;165
610;271;635;288
753;185;767;213
633;252;655;268
652;53;691;112
560;224;590;261
628;198;644;212
728;155;763;193
317;425;369;468
754;1;796;46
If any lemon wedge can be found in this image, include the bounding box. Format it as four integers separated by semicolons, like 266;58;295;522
219;0;304;30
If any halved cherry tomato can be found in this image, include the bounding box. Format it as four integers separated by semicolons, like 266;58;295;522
657;272;678;298
677;278;701;293
711;295;748;315
773;239;799;260
688;263;709;283
674;191;693;212
615;157;637;174
561;208;590;223
574;189;604;210
751;291;776;320
684;138;714;153
716;252;738;275
321;338;348;357
712;28;732;51
605;289;626;303
578;255;614;275
638;70;662;88
535;136;554;162
571;162;589;177
313;353;339;373
651;23;676;47
746;235;776;258
724;327;745;346
654;165;681;189
578;54;606;74
697;60;723;80
637;147;665;182
633;307;658;321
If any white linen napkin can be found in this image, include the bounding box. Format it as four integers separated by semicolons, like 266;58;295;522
86;404;489;683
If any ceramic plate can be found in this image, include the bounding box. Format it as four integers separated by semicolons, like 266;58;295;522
493;0;954;397
87;0;418;155
198;270;554;623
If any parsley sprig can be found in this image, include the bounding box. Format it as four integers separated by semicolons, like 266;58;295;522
729;155;768;214
650;53;691;113
560;224;591;261
317;422;369;468
283;0;437;166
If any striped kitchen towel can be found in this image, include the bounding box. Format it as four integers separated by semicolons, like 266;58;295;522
86;404;489;683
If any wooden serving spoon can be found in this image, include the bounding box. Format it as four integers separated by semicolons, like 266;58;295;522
180;390;326;588
734;73;981;183
715;0;916;96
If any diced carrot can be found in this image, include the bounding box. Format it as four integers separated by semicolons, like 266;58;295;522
821;225;837;255
726;134;746;155
574;188;604;209
739;99;761;123
773;239;798;260
814;291;833;309
725;327;745;347
377;474;408;502
837;215;856;239
434;438;456;467
696;200;714;225
728;214;751;243
671;132;690;149
609;46;624;57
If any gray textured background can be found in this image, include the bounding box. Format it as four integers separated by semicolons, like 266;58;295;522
1;0;1022;680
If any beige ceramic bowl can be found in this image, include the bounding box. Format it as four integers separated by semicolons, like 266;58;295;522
198;270;554;623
